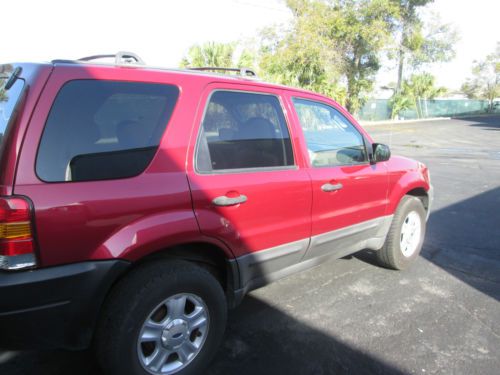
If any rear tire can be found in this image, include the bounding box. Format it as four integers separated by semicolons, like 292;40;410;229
377;196;427;270
95;259;227;375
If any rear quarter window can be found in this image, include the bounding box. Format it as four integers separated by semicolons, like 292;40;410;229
0;65;25;160
36;80;179;182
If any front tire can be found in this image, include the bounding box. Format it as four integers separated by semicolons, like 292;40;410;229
377;196;427;270
95;259;227;375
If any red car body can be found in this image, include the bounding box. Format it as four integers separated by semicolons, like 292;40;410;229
0;60;432;351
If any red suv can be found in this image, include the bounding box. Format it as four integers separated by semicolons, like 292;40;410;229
0;53;432;375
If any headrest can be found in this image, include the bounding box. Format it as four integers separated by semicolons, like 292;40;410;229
238;117;276;140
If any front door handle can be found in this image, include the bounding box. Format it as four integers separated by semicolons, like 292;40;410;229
213;194;248;206
321;182;343;192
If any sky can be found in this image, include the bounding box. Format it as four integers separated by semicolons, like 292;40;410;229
2;0;499;92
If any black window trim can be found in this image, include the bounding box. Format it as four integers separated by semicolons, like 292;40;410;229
34;78;180;183
194;89;297;175
292;96;370;168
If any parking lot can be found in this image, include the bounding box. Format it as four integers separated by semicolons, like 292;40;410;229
1;116;499;375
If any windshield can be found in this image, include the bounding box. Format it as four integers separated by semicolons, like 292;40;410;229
0;65;25;153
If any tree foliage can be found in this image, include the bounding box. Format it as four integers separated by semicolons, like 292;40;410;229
180;42;235;68
409;13;458;67
392;72;445;118
258;3;346;104
178;0;457;118
260;0;397;113
461;42;500;111
390;1;457;92
179;41;256;74
333;0;398;113
0;87;7;102
389;91;413;119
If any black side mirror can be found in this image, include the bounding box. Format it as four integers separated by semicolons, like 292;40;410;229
372;143;391;163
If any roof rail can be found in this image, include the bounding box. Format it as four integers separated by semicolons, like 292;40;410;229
52;52;145;66
75;51;145;65
189;67;257;77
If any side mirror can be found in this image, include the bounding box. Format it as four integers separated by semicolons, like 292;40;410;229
372;143;391;163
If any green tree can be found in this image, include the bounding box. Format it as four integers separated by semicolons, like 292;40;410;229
259;8;344;103
260;0;396;113
390;91;413;119
334;0;398;113
461;42;500;112
0;65;13;102
391;0;457;92
403;73;446;118
180;42;235;68
0;87;7;102
409;13;458;67
236;49;256;70
180;41;257;75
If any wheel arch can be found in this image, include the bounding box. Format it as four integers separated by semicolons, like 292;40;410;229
103;240;242;311
387;172;431;216
405;187;429;212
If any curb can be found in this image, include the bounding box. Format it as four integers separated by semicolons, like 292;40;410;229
359;117;451;126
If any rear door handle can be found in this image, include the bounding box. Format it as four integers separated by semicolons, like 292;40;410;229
321;182;343;192
212;195;248;206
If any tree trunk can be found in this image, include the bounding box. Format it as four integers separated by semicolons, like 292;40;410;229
397;47;405;94
346;54;362;114
346;83;354;113
396;19;407;94
415;97;421;118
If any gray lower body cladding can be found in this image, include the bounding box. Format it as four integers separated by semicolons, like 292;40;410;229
234;215;393;295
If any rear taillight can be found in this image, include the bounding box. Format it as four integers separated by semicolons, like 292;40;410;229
0;197;37;270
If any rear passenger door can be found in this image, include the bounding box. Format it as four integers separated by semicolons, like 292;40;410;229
187;84;312;286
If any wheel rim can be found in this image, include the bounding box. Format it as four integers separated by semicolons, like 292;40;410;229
137;293;210;374
400;211;422;257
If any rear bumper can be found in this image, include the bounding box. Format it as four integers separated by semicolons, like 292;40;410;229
0;260;129;350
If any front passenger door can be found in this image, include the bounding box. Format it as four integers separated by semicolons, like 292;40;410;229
291;97;389;260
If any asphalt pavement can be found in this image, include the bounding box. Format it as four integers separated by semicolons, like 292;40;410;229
1;116;499;375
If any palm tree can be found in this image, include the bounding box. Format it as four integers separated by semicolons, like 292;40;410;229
405;73;446;118
180;42;235;68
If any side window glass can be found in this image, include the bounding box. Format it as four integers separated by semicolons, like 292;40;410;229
0;75;25;164
292;98;367;167
36;80;179;182
196;91;294;172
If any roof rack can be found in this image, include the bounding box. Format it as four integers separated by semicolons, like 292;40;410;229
52;51;145;66
189;67;257;77
78;51;145;65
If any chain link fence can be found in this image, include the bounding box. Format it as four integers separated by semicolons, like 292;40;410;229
358;99;499;121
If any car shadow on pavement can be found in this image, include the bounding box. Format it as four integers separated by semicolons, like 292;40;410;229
207;295;406;375
355;187;500;302
0;294;407;375
0;349;100;375
423;187;500;301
